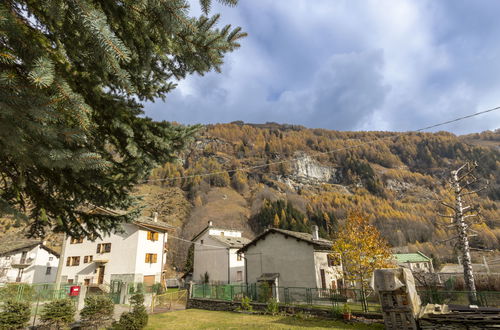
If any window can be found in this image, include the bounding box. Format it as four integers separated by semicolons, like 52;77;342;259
145;253;158;263
67;279;74;284
70;237;83;244
328;254;341;267
66;257;80;266
236;271;243;282
96;243;111;253
221;232;225;236
83;255;93;263
45;267;51;275
237;253;243;261
200;240;204;245
147;231;159;241
320;269;326;289
49;257;53;261
4;256;10;260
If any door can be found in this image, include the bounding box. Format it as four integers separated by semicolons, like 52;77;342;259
143;275;155;287
320;269;326;289
97;265;105;284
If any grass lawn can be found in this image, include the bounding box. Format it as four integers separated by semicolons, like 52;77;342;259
146;309;384;329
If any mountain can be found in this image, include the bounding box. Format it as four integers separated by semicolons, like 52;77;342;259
144;124;500;274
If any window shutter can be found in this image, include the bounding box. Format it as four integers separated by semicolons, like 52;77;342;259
105;243;111;253
96;244;101;253
154;232;158;241
147;231;151;240
66;257;71;266
145;254;149;263
153;254;157;263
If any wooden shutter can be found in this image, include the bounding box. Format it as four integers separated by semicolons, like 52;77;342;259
147;231;152;240
105;243;111;253
96;244;101;253
152;254;157;263
74;257;80;266
84;256;88;263
145;254;150;263
153;232;159;241
66;257;71;266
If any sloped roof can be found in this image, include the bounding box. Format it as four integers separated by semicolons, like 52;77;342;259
209;235;251;248
238;228;333;253
134;216;176;232
0;237;59;257
393;252;431;263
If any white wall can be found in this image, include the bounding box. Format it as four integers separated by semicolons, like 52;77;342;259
0;245;59;284
229;248;245;283
245;232;317;288
61;223;166;284
193;232;229;284
313;251;342;289
207;229;241;238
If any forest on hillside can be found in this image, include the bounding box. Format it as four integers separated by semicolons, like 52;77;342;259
145;124;500;273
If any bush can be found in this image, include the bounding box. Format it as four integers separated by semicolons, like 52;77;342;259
80;295;114;329
257;282;271;303
0;300;31;329
265;298;279;315
111;293;148;330
40;299;75;329
238;296;253;312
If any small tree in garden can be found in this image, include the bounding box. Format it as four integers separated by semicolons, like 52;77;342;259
80;296;114;329
0;300;31;329
332;211;394;312
40;299;76;329
112;293;148;329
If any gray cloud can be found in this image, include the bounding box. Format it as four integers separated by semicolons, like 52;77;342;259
144;0;500;134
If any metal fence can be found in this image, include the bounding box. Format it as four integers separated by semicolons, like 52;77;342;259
192;284;500;313
191;284;382;312
0;283;71;303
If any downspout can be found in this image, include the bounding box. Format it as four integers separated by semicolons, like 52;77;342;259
227;248;231;284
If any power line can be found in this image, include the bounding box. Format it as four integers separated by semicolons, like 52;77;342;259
142;106;500;184
168;234;228;249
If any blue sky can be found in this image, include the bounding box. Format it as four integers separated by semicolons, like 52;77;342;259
144;0;500;134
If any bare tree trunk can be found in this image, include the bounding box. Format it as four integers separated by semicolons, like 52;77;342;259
451;168;478;305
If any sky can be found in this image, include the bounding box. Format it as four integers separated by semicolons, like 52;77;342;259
144;0;500;134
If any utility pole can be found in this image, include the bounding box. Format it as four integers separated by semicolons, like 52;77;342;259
440;161;486;305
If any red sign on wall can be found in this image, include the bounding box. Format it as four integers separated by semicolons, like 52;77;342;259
69;285;80;296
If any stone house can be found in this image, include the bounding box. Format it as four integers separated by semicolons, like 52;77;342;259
393;252;434;273
238;226;343;291
0;237;59;284
192;221;251;284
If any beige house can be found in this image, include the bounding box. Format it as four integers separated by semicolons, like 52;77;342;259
393;252;434;273
192;221;251;284
238;226;342;291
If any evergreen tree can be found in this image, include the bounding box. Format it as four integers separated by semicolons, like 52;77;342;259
0;1;246;238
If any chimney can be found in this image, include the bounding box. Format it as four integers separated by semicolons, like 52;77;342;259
208;221;213;227
312;225;319;241
153;212;158;222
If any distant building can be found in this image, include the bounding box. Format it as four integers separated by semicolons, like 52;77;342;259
393;252;434;273
59;209;175;287
0;238;59;284
238;226;343;291
192;221;250;284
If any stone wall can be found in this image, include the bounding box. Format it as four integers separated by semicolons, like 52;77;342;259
186;298;382;320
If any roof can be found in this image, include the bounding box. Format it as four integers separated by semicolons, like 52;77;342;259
238;228;333;253
257;273;279;281
134;216;176;232
0;237;60;257
393;252;432;263
191;223;243;242
208;235;251;248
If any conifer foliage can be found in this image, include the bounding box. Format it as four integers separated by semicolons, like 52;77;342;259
0;1;246;238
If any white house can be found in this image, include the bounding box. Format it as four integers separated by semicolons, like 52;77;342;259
192;221;251;284
0;237;59;284
238;226;343;291
393;252;434;273
58;211;175;287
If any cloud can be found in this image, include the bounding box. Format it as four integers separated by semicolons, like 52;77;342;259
144;0;500;134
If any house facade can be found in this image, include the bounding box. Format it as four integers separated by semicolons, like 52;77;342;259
393;252;434;273
0;238;59;284
238;226;342;291
192;221;250;284
59;213;175;286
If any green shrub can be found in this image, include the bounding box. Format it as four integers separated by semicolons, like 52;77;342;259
0;300;31;329
265;298;279;315
239;296;253;312
80;295;114;329
257;282;271;303
40;299;75;329
330;305;342;319
111;293;148;330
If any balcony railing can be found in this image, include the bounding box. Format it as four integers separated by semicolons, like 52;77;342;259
11;258;33;268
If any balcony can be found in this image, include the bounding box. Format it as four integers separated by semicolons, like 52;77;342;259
11;258;33;268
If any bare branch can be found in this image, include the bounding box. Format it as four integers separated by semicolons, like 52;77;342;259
440;201;456;211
